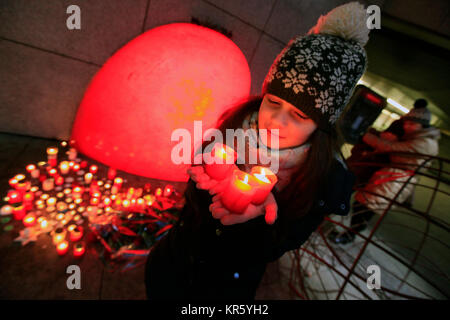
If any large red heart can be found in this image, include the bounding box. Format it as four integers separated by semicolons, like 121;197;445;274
71;23;250;182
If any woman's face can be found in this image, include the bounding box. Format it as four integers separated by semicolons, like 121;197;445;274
258;94;318;149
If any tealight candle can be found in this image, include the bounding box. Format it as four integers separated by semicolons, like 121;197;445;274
220;169;255;213
59;161;70;175
56;240;69;255
53;227;66;244
22;192;35;210
35;199;45;209
8;177;18;189
55;175;64;186
7;190;22;204
250;166;278;205
23;213;36;227
112;177;123;194
72;186;84;199
90;197;100;206
122;199;130;208
30;186;39;193
47;147;58;167
107;168;116;180
103;197;112;207
144;194;156;207
69;226;83;242
73;242;85;258
46;197;57;207
74;198;83;204
0;204;14;216
26;164;40;179
204;143;237;181
13;205;26;220
89;165;98;174
84;173;93;184
57;201;68;212
72;163;80;172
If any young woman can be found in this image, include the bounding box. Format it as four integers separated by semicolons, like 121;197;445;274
145;2;370;299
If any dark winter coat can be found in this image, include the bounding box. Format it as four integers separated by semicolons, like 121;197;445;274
145;159;354;300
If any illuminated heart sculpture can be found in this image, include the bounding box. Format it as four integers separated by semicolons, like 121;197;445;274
71;23;251;182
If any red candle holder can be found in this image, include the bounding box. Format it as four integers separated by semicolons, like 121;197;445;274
73;242;85;258
204;143;237;181
107;168;117;180
69;226;84;242
250;166;278;205
13;205;26;221
56;241;69;256
220;169;255;214
7;190;22;204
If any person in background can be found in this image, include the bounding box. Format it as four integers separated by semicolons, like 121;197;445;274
330;101;440;244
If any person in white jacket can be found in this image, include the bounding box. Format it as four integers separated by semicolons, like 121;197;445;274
330;101;441;244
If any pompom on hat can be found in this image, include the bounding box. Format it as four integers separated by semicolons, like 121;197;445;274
262;2;370;131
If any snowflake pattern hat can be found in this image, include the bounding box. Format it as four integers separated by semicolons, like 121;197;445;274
262;2;370;130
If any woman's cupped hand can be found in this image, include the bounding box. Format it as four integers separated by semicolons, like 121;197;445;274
187;165;278;226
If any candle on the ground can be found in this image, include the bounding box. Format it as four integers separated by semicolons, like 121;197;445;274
56;240;69;255
73;242;85;258
26;164;40;179
59;161;70;175
7;190;22;204
53;227;66;244
204;143;237;180
107;168;117;180
69;226;83;242
23;213;36;227
220;169;255;213
89;165;98;174
84;173;93;184
42;178;54;191
112;177;123;194
47;147;58;167
68;148;77;161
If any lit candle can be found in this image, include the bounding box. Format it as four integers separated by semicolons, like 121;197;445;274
250;166;278;205
23;213;36;227
68;148;77;161
72;163;80;172
8;177;18;189
72;186;84;199
56;240;69;255
53;227;66;244
13;205;26;220
103;197;112;207
26;164;40;179
7;190;22;204
220;170;255;213
56;201;68;212
0;204;14;216
47;147;58;167
112;177;123;194
46;197;57;207
84;173;93;184
154;187;162;197
89;165;98;174
69;226;83;242
38;217;50;231
107;168;116;180
163;185;173;197
90;196;100;206
144;194;156;207
22;192;35;210
73;242;85;258
59;161;70;175
204;143;237;180
42;178;54;191
122;199;130;208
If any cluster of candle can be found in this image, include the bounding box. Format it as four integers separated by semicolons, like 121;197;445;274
1;140;177;258
204;144;278;213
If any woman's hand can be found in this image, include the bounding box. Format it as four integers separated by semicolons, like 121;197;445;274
209;192;278;226
187;165;220;192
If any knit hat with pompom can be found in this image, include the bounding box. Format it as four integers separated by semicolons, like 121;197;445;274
262;2;370;131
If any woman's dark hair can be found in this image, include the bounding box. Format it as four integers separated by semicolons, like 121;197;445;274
185;95;343;237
